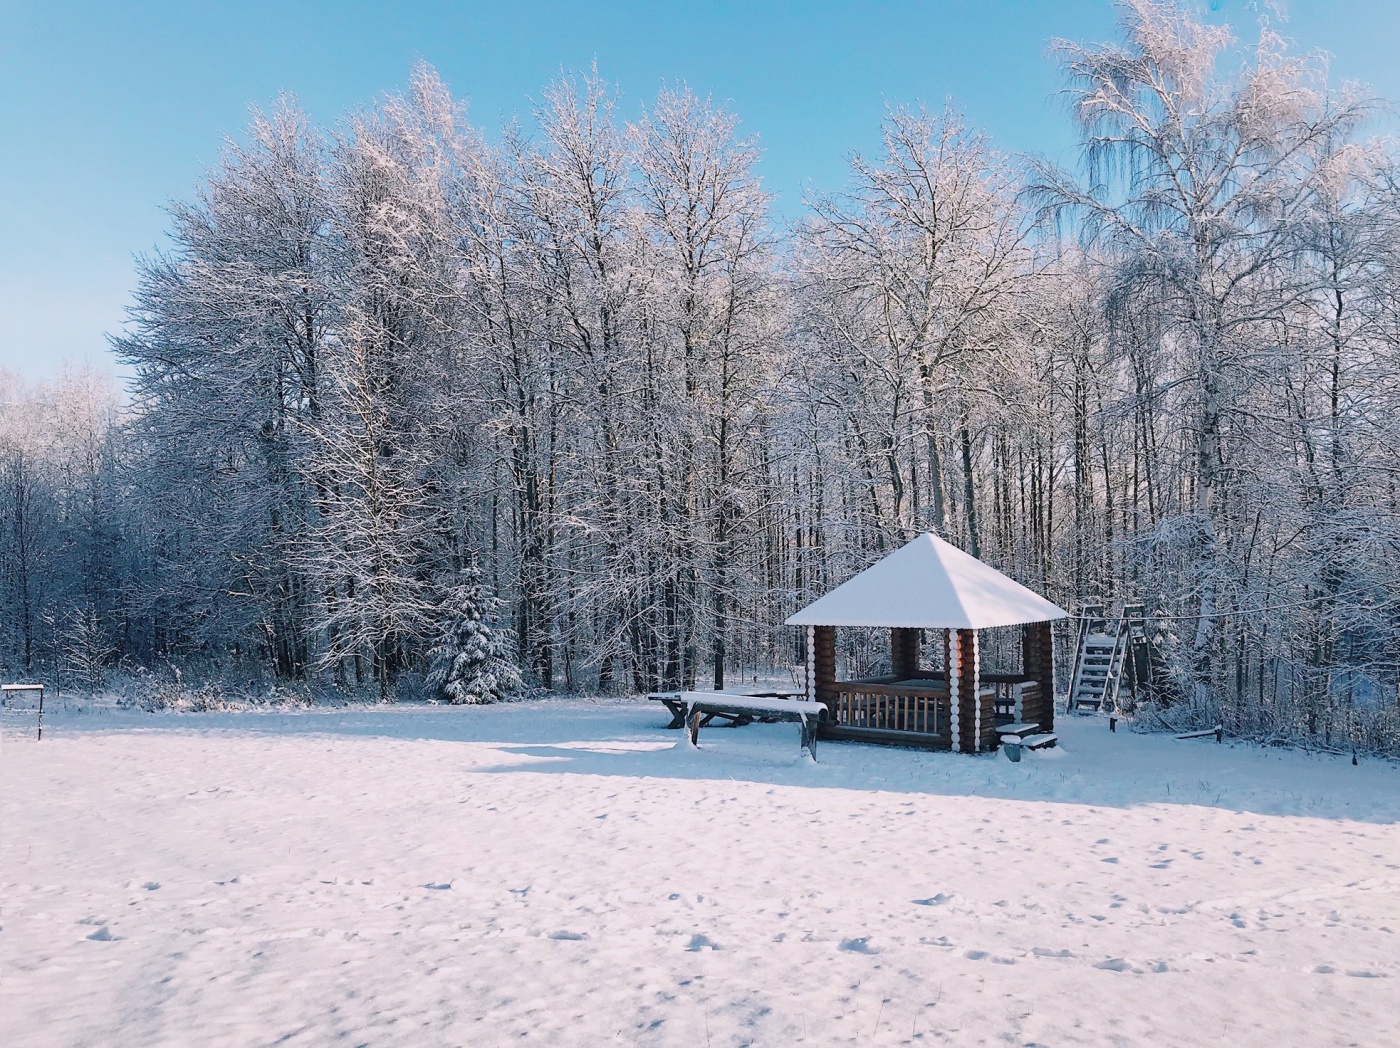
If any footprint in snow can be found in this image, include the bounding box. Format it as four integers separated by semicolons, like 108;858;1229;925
548;930;588;941
839;937;880;954
686;934;720;951
424;882;453;891
142;882;161;891
913;894;950;906
1093;958;1139;973
86;927;116;941
1031;947;1074;959
964;949;1014;964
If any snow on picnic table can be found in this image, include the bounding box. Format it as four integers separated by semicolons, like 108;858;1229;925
2;699;1397;1048
678;691;826;714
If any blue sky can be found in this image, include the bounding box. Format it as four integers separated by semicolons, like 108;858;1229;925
3;0;1398;379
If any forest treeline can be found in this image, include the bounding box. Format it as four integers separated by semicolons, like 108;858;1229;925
2;2;1398;749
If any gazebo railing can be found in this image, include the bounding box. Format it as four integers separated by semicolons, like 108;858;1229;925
831;681;949;735
829;673;1043;737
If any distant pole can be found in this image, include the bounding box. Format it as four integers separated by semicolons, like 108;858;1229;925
37;685;44;741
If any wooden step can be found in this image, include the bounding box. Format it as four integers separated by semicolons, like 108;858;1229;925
998;722;1040;739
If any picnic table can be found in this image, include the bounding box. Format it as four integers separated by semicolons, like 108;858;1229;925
659;690;827;760
649;689;805;729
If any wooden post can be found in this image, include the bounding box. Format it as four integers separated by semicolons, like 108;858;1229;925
889;628;919;680
1021;620;1055;732
945;629;960;751
805;626;815;701
954;629;980;753
812;625;837;715
971;629;982;751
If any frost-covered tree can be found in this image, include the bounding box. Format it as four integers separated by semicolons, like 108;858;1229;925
798;102;1031;555
115;98;333;678
630;85;776;690
1033;0;1371;707
61;604;115;696
425;569;524;704
310;81;456;698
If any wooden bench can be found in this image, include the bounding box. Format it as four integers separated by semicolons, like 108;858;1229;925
1176;725;1224;743
677;691;828;760
1000;726;1057;762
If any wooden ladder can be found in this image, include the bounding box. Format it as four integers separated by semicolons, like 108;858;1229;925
1067;603;1128;714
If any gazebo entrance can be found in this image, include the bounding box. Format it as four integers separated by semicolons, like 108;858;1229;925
788;534;1066;752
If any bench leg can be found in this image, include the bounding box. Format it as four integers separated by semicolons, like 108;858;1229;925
687;708;702;748
663;700;686;729
800;717;817;761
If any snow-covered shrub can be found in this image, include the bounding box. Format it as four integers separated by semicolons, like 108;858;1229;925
424;570;524;704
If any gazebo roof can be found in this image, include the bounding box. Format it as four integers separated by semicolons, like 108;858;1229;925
785;533;1068;630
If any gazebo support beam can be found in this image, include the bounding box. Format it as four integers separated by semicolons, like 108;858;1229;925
950;628;994;752
1021;620;1055;732
889;628;920;680
812;625;836;714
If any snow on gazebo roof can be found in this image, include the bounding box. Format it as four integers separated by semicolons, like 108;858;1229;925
785;532;1068;630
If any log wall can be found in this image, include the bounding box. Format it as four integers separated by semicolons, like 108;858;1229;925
1021;620;1055;732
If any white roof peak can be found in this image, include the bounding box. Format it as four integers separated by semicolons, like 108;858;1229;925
785;532;1067;630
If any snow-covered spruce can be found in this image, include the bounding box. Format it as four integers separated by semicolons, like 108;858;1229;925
424;571;524;704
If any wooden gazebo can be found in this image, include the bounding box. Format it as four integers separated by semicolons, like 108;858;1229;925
786;533;1068;752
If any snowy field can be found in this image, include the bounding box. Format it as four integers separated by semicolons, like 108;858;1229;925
3;699;1397;1048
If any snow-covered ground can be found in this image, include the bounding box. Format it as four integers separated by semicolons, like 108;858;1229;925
3;699;1397;1047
